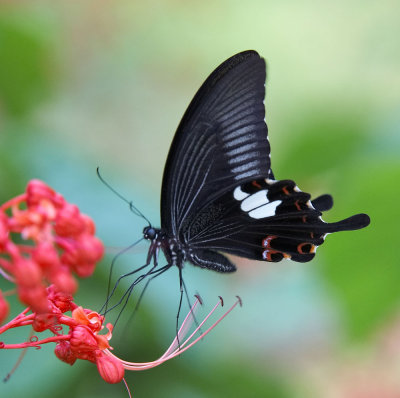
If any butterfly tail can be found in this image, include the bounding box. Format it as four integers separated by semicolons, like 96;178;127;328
316;213;370;233
260;212;370;262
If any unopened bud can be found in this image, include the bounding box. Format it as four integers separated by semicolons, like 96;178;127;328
55;341;76;365
96;354;125;384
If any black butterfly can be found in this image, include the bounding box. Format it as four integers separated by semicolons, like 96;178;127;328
102;50;371;322
140;50;369;286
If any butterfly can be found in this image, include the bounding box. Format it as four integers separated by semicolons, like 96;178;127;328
128;50;370;300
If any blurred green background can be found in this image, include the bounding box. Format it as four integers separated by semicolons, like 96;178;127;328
0;1;399;397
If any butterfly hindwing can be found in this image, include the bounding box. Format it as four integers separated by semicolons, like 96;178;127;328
181;178;370;266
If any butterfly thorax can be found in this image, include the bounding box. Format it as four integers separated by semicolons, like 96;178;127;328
143;226;188;268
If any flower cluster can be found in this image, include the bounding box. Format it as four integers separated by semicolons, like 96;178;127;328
0;179;104;317
1;288;240;384
0;180;241;387
0;289;121;382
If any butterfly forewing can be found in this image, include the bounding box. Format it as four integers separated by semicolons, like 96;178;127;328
161;51;271;237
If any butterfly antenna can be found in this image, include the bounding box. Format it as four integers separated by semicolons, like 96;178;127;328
96;167;152;226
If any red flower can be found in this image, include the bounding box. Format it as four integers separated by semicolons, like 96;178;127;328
0;179;242;389
0;179;104;312
0;290;241;385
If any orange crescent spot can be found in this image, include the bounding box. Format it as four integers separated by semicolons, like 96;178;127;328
252;180;262;189
263;249;276;261
297;242;315;254
262;235;276;248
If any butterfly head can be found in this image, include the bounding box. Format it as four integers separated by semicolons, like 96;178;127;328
143;226;157;240
143;226;166;241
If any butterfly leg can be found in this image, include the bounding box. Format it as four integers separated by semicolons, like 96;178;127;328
111;255;165;324
101;259;152;314
124;264;173;325
101;242;159;317
176;263;185;349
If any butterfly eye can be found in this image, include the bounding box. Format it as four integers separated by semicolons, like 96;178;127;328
143;226;156;240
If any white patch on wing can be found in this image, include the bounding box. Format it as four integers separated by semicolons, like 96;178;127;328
241;190;269;211
248;200;282;219
233;186;250;201
233;180;281;219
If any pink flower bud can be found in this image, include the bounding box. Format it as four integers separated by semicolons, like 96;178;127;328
32;313;57;332
60;236;103;278
47;285;75;313
78;235;104;263
70;325;99;353
26;180;62;208
50;268;77;295
14;259;42;288
18;285;49;313
0;290;9;325
54;341;76;365
96;354;125;384
55;203;86;237
59;241;79;266
33;241;60;273
81;214;96;235
73;262;96;278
